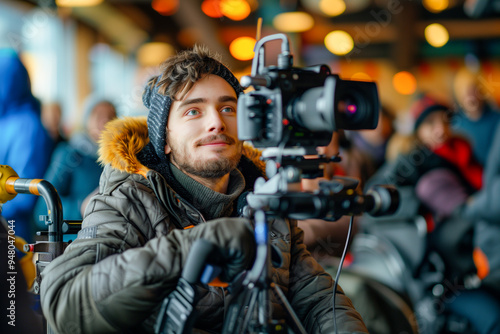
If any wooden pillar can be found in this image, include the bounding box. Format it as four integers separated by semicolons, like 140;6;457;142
392;0;420;71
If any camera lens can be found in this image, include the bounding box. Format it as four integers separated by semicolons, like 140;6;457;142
337;93;365;126
338;97;358;116
334;78;379;130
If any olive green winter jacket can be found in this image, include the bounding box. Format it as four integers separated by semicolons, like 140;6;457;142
40;117;368;334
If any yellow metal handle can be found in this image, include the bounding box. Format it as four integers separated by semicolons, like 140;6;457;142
0;165;19;204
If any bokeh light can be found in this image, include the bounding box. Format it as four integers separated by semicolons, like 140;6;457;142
425;23;449;47
220;0;251;21
152;0;179;16
202;0;223;18
392;71;417;95
56;0;103;6
273;12;315;33
229;37;256;61
324;30;354;55
423;0;449;13
319;0;346;17
137;42;175;67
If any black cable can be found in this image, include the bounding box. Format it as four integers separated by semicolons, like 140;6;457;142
332;215;354;334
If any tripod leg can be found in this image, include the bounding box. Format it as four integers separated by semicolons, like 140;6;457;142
241;288;259;332
271;283;307;334
258;285;270;326
223;286;259;334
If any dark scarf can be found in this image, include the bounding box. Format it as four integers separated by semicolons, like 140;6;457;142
169;163;244;219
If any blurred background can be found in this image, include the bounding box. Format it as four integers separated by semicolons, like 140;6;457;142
1;0;500;134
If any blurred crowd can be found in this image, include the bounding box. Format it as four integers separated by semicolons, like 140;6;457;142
1;46;500;334
0;50;117;244
301;67;500;333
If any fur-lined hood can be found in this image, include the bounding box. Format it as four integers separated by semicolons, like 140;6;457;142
98;116;265;178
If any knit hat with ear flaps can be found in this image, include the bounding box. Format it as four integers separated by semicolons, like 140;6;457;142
143;64;244;159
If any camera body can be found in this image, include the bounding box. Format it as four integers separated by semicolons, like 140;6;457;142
237;33;380;151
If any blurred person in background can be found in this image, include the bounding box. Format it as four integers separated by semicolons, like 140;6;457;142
460;120;500;297
33;96;117;224
452;68;500;167
370;94;482;199
0;49;54;243
41;101;67;147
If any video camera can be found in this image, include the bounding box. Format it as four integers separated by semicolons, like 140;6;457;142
235;33;398;222
238;33;379;151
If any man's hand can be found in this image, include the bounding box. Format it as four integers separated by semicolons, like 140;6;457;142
192;218;256;282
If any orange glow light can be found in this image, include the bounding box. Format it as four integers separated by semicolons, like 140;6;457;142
423;0;449;13
152;0;179;16
393;71;417;95
220;0;251;21
202;0;223;18
273;11;314;33
229;36;256;61
351;72;372;81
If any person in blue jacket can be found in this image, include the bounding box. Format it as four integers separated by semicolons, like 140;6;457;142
0;49;54;243
452;68;500;166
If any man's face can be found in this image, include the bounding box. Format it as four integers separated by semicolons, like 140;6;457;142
165;74;242;179
459;82;484;120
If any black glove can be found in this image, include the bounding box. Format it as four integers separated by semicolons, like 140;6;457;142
185;218;256;283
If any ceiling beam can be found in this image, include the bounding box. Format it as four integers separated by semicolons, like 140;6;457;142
72;2;148;52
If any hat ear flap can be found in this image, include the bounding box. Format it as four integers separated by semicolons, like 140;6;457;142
142;77;158;109
144;77;173;159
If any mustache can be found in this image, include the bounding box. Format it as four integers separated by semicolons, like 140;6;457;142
196;134;236;146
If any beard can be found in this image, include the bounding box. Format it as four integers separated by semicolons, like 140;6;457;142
168;135;243;179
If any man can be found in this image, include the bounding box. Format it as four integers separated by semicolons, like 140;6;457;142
40;45;367;333
452;68;500;166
